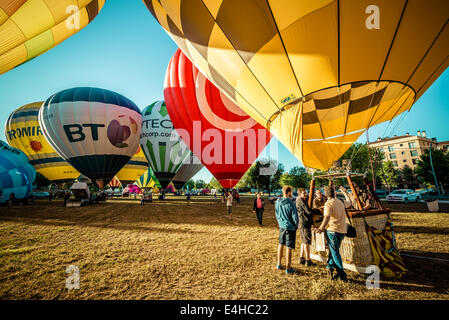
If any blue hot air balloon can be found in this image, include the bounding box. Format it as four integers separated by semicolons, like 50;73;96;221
38;87;142;189
0;140;36;204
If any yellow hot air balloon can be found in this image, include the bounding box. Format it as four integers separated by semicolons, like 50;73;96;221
144;0;449;170
5;102;79;184
135;167;157;190
0;0;106;75
116;146;149;185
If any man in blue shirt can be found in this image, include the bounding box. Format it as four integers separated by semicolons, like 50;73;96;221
275;185;299;274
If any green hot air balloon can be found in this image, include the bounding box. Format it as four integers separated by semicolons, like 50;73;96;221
140;101;190;189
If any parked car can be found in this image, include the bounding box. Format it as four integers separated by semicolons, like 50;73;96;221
32;191;50;199
375;189;389;197
268;192;298;203
386;189;421;203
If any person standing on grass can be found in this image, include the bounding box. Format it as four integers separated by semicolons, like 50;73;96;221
140;193;145;206
235;191;240;204
226;191;233;219
275;185;299;275
296;188;316;267
315;186;351;281
253;192;265;226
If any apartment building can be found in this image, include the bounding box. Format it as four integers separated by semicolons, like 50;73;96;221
368;130;440;170
438;140;449;151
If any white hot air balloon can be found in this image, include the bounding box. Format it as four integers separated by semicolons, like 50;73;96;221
39;87;142;189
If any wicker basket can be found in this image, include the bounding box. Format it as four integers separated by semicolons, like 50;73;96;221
311;213;389;272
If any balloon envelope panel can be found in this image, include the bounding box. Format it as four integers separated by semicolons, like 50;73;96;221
0;0;106;75
145;0;449;170
116;146;148;185
39;87;142;188
5;102;79;183
0;140;36;203
171;152;203;189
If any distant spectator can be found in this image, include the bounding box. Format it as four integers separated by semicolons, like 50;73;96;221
253;192;265;226
8;193;15;208
226;192;233;219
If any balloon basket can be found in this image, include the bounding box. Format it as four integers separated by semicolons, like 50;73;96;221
311;210;391;274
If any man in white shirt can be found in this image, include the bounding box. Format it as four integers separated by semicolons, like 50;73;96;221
226;192;233;219
316;186;351;281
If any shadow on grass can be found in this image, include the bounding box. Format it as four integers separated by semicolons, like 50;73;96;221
0;198;271;230
394;225;449;235
372;250;449;295
384;202;449;213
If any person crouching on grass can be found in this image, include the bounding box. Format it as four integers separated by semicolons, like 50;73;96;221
296;188;316;267
315;186;351;281
275;185;299;275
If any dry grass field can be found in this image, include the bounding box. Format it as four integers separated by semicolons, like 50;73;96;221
0;196;448;300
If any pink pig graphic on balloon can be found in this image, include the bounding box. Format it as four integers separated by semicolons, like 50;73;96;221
107;116;139;148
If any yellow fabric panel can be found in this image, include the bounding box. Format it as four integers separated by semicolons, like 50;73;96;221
370;89;414;126
302;122;322;140
235;66;280;122
10;0;55;39
43;0;78;24
0;7;8;26
281;2;338;96
184;40;212;79
0;18;26;55
150;0;170;31
116;167;148;183
268;0;333;31
246;34;302;109
316;104;347;138
24;29;53;60
98;0;105;10
160;0;182;32
345;108;375;134
339;0;405;84
325;130;365;163
0;43;26;74
51;7;88;45
77;0;92;7
408;24;449;93
37;166;79;181
269;102;302;163
381;0;449;86
234;91;266;127
416;57;449;101
201;0;223;19
207;23;245;88
302;130;364;170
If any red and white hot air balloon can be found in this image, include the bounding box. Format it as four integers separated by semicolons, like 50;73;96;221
164;49;272;188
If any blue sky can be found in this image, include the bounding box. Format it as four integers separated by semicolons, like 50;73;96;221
1;0;448;183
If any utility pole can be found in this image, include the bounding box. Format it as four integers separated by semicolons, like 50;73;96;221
429;144;441;195
366;131;376;190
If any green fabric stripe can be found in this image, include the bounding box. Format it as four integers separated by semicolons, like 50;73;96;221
159;142;166;171
145;140;159;172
